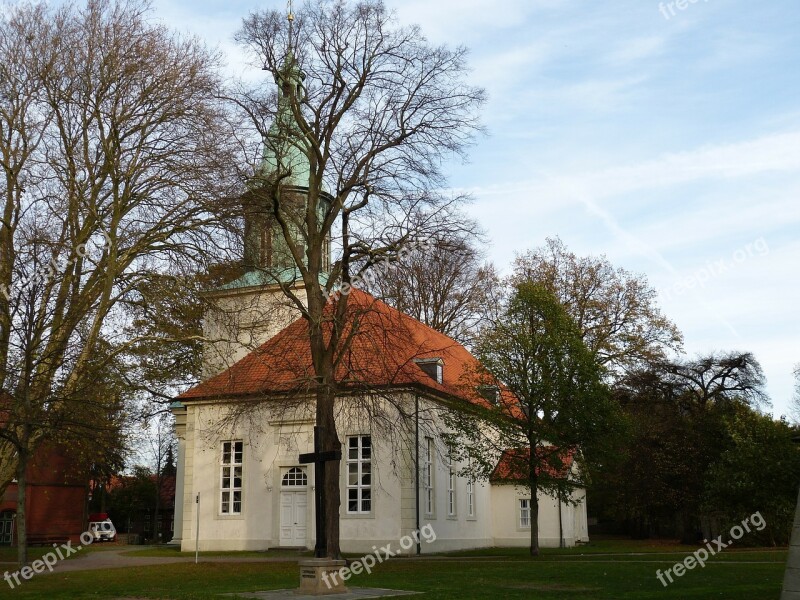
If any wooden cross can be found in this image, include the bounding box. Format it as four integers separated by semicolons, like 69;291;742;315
299;426;341;558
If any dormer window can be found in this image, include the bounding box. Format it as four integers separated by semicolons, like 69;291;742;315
415;358;443;384
477;385;500;405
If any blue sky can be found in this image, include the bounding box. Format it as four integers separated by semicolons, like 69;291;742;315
147;0;800;416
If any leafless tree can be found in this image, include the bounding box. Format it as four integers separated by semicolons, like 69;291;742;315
512;237;683;377
363;212;498;346
657;351;770;412
791;364;800;423
231;0;485;557
0;0;239;564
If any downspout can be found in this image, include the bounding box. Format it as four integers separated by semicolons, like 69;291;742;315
415;393;421;556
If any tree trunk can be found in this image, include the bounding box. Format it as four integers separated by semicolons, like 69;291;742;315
15;450;28;566
530;492;540;557
318;385;342;559
154;475;161;544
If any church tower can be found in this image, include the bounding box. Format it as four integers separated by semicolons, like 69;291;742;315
242;52;330;277
201;47;331;377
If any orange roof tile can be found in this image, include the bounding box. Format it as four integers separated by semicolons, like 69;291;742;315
490;447;576;482
180;289;485;404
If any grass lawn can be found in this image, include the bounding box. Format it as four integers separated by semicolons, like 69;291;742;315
0;541;787;599
0;542;125;564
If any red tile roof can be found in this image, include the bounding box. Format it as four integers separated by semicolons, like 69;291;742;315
180;289;485;404
490;447;576;483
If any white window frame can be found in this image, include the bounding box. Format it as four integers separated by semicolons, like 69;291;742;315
220;440;243;515
415;358;443;384
519;498;531;529
466;479;475;519
423;437;435;516
281;466;308;488
447;457;457;518
346;435;372;515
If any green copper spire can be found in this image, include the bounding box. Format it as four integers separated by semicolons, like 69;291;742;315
232;18;331;287
257;51;311;189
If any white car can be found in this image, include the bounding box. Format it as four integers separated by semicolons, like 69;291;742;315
88;519;117;542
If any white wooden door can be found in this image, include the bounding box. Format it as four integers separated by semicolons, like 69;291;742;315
279;491;307;546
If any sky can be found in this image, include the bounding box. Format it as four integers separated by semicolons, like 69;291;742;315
141;0;799;416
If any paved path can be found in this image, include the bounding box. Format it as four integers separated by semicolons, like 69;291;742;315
0;547;304;575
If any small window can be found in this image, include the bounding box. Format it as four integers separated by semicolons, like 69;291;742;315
415;358;443;384
477;385;500;405
466;480;475;518
519;499;531;529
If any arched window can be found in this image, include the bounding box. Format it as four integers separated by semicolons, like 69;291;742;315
282;467;308;487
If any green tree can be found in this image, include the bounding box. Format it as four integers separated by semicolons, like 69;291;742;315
444;282;620;556
107;467;158;539
591;354;771;543
703;409;800;545
592;368;728;541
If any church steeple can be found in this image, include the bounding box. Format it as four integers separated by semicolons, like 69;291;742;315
241;12;331;278
257;51;311;189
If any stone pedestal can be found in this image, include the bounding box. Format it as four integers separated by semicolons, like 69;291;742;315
297;559;348;596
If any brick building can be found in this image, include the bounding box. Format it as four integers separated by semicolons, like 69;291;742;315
0;444;88;546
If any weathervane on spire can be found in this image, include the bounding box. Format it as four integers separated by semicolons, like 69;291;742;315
287;0;294;38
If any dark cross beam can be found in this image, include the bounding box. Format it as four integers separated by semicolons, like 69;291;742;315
299;426;341;558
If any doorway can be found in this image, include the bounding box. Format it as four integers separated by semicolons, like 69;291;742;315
279;467;308;547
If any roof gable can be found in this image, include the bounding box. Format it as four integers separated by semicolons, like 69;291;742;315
490;447;576;483
180;290;484;404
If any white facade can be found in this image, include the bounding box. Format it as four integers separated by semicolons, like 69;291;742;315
200;283;308;378
172;394;588;553
491;485;589;548
172;269;589;552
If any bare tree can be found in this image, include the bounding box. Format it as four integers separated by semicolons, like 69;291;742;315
0;0;238;564
792;364;800;423
139;413;177;543
364;212;498;346
230;0;484;557
512;237;683;376
657;351;769;412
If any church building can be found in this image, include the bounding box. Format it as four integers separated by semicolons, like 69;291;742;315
170;50;588;555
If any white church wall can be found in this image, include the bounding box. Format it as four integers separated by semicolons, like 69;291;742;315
411;401;494;553
180;402;280;551
490;484;588;548
201;285;308;378
176;393;586;554
177;393;499;553
338;394;495;554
